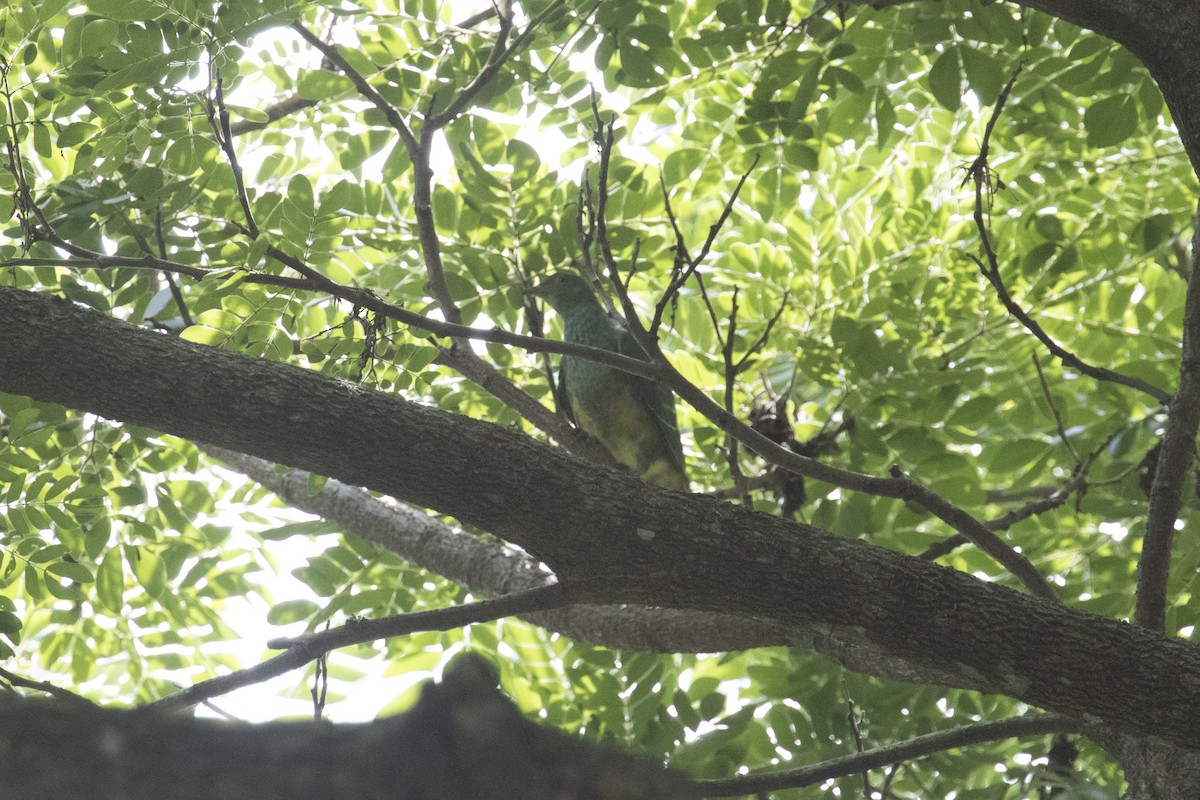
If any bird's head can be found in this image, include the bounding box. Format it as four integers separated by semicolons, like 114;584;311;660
528;272;598;313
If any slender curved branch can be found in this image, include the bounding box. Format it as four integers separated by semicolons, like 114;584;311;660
920;432;1115;561
696;713;1076;796
228;94;319;137
265;582;581;650
0;666;95;707
206;69;259;238
288;23;419;154
964;69;1171;406
153;583;585;713
1136;200;1200;630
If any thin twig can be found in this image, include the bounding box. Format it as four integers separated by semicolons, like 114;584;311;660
206;67;258;238
921;430;1119;559
289;23;419;153
734;292;790;374
590;93;622;286
652;154;759;334
1031;353;1079;462
964;66;1170;406
580;91;1053;599
154;207;193;326
0;666;95;707
721;289;750;501
267;582;577;650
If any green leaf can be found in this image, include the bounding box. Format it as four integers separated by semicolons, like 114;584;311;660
874;90;896;148
80;18;119;58
927;50;962;111
129;548;166;599
8;407;40;439
57;122;99;148
1084;94;1139;147
297;71;354;100
47;561;95;583
286;174;315;218
959;47;1006;105
267;599;319;625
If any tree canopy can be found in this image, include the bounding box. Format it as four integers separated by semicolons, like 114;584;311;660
2;0;1200;797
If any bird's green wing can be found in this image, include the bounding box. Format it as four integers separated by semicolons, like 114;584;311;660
611;321;686;473
555;356;577;427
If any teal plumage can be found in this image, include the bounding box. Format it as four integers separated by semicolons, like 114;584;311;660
531;273;689;492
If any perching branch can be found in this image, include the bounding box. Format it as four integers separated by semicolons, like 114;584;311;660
7;224;1054;598
580;96;1055;600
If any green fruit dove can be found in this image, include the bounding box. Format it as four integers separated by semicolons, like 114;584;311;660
531;273;689;492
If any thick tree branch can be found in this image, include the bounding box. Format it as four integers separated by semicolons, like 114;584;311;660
5;245;1052;595
583;96;1051;597
208;449;990;689
10;657;699;800
4;286;1200;749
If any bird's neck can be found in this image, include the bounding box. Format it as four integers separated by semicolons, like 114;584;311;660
561;296;611;338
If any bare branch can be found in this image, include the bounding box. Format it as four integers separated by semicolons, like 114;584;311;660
696;714;1076;796
1136;199;1200;630
589;93;622;285
205;68;259;238
922;429;1120;559
964;67;1171;406
154;207;193;326
652;154;758;334
266;583;578;650
153;583;585;712
0;666;95;707
1032;353;1080;463
289;23;418;154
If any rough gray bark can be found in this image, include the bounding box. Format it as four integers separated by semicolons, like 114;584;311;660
3;287;1200;759
0;655;697;800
